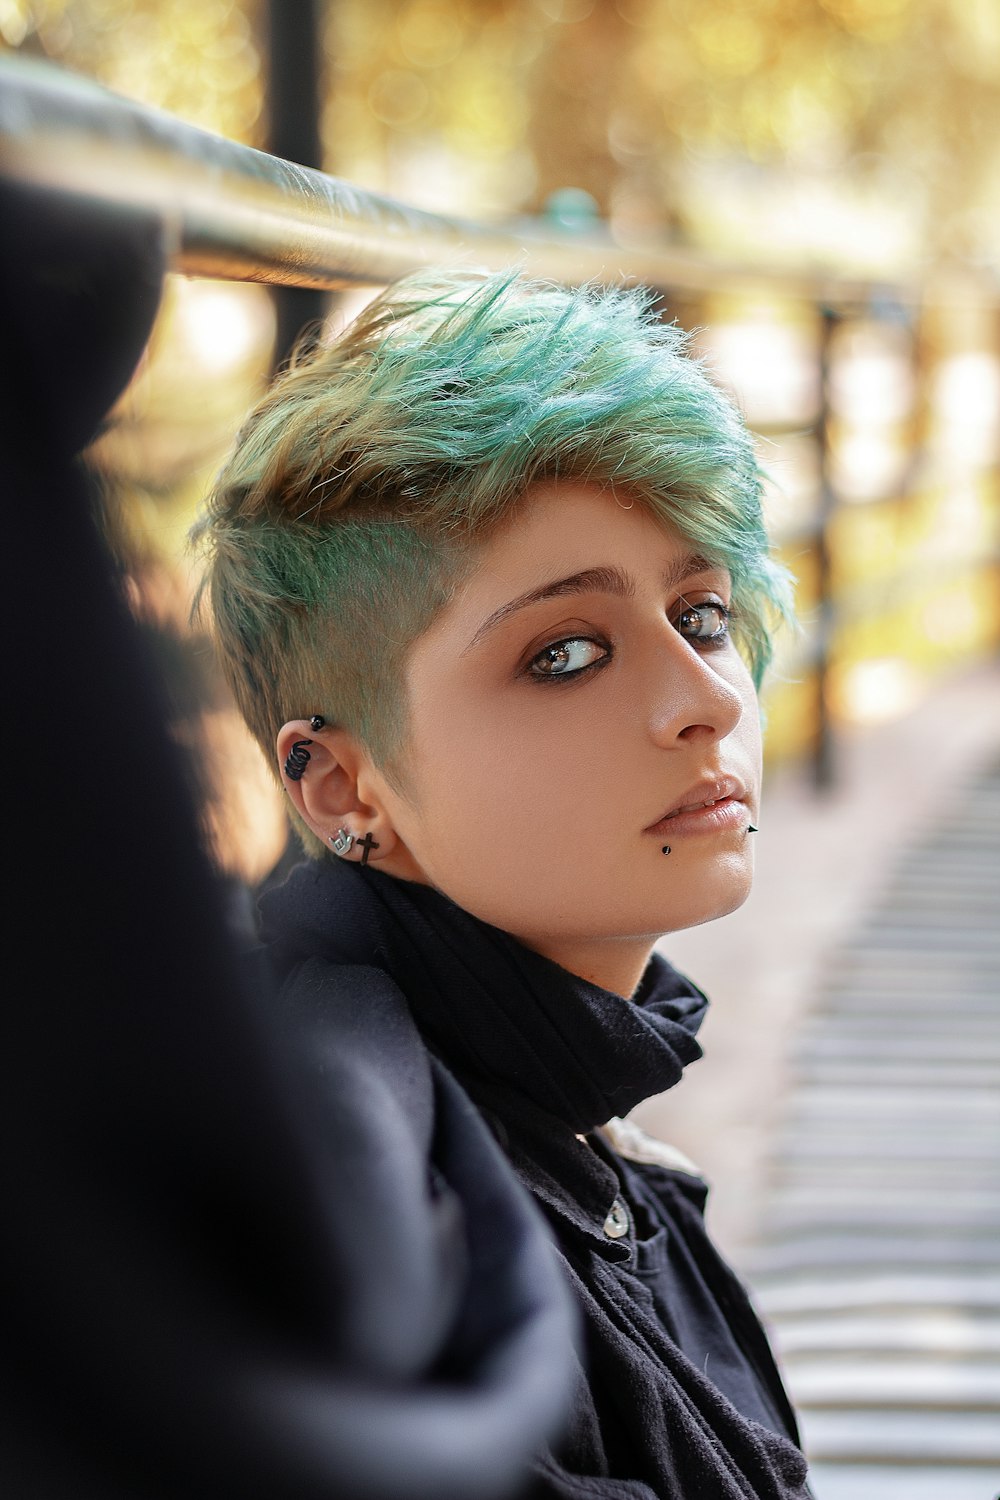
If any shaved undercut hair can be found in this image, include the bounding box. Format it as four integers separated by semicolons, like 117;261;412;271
195;267;792;856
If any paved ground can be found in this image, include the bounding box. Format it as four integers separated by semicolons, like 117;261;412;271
632;658;1000;1497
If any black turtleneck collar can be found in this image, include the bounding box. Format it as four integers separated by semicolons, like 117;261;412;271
259;854;708;1140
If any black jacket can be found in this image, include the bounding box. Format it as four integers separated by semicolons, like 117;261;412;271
1;180;575;1500
260;855;814;1500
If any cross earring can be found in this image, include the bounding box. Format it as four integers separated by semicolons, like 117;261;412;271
355;832;380;866
329;827;381;865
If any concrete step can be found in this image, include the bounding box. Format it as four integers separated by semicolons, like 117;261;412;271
783;1086;1000;1117
745;757;1000;1484
805;1462;1000;1499
786;1359;1000;1409
744;1234;1000;1275
792;1033;1000;1063
768;1160;998;1189
773;1131;1000;1162
754;1270;1000;1318
821;960;1000;984
814;986;999;1013
764;1187;1000;1230
769;1313;1000;1358
788;1062;1000;1089
797;1407;1000;1464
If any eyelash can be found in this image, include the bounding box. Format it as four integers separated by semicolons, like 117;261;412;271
525;597;734;684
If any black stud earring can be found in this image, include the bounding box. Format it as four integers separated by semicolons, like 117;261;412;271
284;739;312;780
310;715;325;731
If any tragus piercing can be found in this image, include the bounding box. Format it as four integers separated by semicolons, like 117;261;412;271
284;739;312;781
309;715;325;731
661;845;671;856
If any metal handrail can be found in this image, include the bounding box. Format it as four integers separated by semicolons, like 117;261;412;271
1;54;897;306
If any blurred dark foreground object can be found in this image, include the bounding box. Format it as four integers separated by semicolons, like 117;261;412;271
0;182;575;1499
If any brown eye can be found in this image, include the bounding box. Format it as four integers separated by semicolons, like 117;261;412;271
674;600;730;644
528;637;609;679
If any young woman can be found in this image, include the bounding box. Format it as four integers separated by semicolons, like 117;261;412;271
196;269;813;1499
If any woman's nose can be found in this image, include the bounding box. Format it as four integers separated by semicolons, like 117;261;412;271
647;633;747;747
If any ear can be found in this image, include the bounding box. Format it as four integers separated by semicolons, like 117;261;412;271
276;719;403;867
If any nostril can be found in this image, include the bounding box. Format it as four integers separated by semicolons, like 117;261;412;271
677;721;721;741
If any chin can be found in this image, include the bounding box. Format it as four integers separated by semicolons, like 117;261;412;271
659;866;754;935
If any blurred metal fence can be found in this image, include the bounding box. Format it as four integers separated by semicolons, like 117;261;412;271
2;54;998;790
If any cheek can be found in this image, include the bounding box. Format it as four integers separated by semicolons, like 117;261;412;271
401;694;614;881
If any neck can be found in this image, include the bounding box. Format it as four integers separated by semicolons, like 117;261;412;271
519;934;659;999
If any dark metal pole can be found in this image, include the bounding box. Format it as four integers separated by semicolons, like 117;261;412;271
266;0;327;367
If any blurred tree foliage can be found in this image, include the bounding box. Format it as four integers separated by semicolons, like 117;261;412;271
3;0;996;858
3;0;998;274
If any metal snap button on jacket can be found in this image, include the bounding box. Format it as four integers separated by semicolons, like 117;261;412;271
602;1197;630;1240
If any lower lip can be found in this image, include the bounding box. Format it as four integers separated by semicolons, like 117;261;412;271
647;796;748;840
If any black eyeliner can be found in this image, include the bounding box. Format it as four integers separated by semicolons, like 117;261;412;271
524;639;614;684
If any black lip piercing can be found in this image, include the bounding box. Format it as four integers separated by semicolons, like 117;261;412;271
747;824;758;834
661;845;671;855
284;739;312;780
309;715;325;731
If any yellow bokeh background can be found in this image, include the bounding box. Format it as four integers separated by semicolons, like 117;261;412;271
4;0;997;878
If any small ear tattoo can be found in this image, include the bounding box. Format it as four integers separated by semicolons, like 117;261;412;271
661;845;671;856
309;715;325;731
284;739;312;781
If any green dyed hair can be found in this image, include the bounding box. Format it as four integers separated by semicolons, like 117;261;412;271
195;266;792;856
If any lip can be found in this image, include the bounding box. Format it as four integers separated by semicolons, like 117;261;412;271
645;775;750;839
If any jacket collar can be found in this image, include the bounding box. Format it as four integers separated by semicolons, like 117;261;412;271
261;855;707;1133
260;857;709;1248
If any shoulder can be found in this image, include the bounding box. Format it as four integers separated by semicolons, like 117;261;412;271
264;951;438;1159
278;952;425;1048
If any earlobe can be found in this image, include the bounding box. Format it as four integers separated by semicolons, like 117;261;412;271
328;827;381;866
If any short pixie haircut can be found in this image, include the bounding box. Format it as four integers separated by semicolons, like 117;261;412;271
196;267;791;856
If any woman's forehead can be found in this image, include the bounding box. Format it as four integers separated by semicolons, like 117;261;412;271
423;480;728;648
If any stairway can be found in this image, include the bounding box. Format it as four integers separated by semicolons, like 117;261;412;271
743;758;1000;1499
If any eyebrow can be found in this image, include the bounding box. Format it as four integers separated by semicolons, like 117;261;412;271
463;553;722;654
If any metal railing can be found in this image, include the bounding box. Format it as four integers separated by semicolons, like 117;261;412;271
2;54;997;792
0;55;898;307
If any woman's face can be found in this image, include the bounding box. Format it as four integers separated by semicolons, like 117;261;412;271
379;480;763;995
